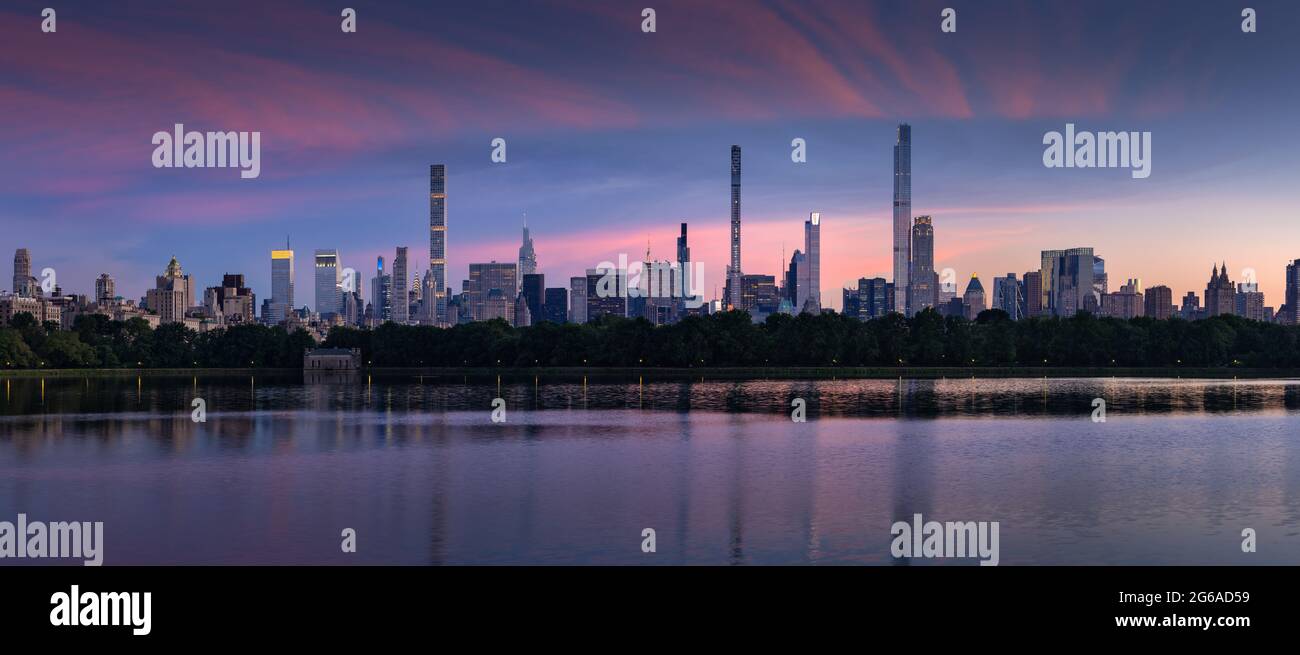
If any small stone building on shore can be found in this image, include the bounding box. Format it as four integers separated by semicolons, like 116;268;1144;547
303;347;362;371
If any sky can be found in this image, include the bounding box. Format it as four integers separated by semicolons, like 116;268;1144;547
3;0;1299;312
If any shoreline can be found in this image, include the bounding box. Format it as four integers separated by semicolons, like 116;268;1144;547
3;366;1299;380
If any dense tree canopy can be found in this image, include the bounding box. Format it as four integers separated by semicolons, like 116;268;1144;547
319;308;1300;369
2;308;1297;370
0;313;315;369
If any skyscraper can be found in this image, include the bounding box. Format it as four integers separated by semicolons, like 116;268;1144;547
314;249;341;316
1236;281;1265;321
521;273;545;325
569;276;587;324
728;145;742;310
205;273;256;325
1041;248;1095;316
855;277;890;319
1144;285;1173;320
1091;256;1107;312
1023;271;1043;317
739;274;780;320
676;222;691;301
785;250;809;312
1101;280;1143;319
543;288;568;324
804;212;821;312
518;216;537;277
467;262;517;323
95;273;115;304
892;124;912;314
1204;263;1235;317
392;246;409;324
908;215;935;315
991;273;1022;319
586;267;626;321
371;256;391;323
1038;250;1060;313
1287;259;1300;324
429;164;447;326
418;269;435;324
1181;292;1201;320
146;256;193;324
963;274;986;320
268;245;294;324
12;249;34;297
676;223;690;270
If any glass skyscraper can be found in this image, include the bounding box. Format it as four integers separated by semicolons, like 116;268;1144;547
430;164;447;326
1287;259;1300;324
804;212;821;312
908;215;935;315
392;246;408;324
729;146;742;310
893;124;912;314
518;217;536;277
314;249;340;317
268;246;294;323
1041;247;1095;317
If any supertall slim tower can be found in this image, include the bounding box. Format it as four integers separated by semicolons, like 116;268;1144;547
728;145;742;310
392;246;409;324
1288;259;1300;324
429;164;447;325
893;124;912;314
804;213;821;311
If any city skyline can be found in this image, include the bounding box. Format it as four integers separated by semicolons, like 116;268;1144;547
10;135;1296;328
3;1;1300;309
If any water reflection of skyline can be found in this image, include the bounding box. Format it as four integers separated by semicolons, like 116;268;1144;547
3;375;1300;423
4;375;1300;565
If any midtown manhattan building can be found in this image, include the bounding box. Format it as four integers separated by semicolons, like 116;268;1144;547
728;145;742;310
314;249;341;317
429;164;448;326
893;124;912;314
909;215;936;315
267;246;294;324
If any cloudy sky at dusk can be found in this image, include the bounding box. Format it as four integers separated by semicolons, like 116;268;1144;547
3;0;1299;310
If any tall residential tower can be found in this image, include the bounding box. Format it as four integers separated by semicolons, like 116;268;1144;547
728;145;742;310
909;215;935;315
12;248;33;297
804;212;821;312
429;164;448;325
892;124;912;314
392;246;409;324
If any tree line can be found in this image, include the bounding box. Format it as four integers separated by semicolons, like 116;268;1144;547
323;308;1300;369
0;313;314;369
2;309;1296;370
